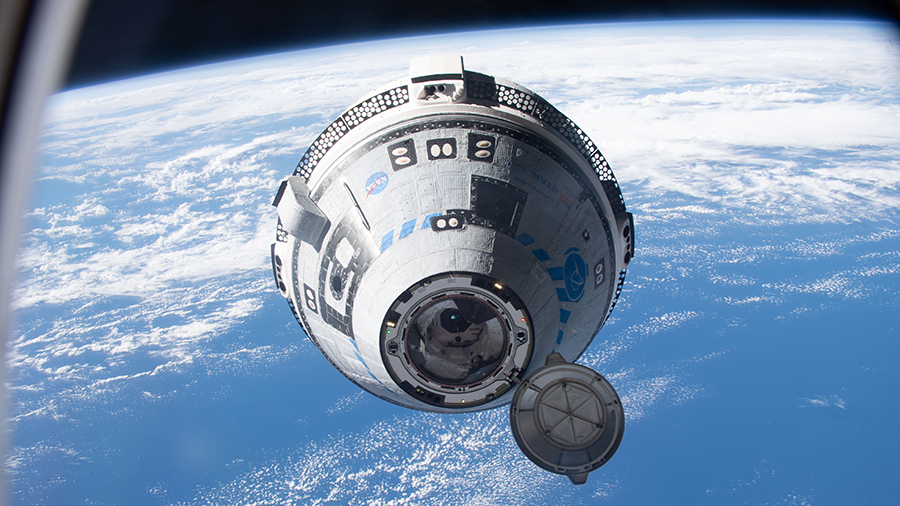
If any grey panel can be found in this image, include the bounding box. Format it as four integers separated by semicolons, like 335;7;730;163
273;176;330;251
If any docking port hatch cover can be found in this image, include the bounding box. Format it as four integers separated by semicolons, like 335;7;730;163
509;353;624;485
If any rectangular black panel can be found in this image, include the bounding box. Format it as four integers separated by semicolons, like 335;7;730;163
303;283;318;314
388;138;417;171
467;133;495;163
426;138;457;160
470;175;528;236
400;381;445;407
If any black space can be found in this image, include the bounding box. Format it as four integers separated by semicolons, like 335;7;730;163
66;0;900;88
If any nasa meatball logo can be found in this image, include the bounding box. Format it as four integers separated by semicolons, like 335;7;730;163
564;250;588;302
365;171;389;198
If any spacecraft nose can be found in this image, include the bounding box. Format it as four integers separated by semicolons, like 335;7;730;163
381;272;533;405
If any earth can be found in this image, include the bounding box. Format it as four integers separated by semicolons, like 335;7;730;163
9;19;900;505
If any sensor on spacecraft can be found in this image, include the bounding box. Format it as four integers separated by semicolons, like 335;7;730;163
272;55;634;484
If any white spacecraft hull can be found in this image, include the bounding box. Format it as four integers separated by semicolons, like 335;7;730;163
272;56;632;482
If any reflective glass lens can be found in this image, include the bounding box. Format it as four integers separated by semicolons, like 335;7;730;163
405;296;509;386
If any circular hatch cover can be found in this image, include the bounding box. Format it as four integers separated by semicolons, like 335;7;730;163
509;353;624;485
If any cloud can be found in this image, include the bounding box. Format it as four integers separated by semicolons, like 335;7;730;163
184;411;617;506
582;310;702;366
326;391;366;416
798;395;847;409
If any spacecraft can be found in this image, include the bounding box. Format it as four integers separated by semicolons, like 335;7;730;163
272;56;633;484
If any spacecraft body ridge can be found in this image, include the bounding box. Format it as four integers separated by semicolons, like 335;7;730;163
272;56;633;483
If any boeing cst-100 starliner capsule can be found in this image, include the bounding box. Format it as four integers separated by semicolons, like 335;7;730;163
272;56;634;485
